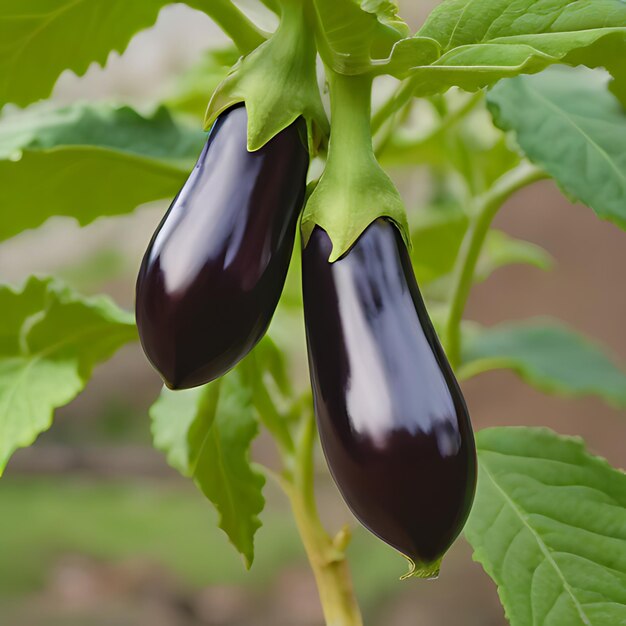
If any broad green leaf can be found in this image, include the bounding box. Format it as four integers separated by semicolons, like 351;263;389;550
313;0;406;64
312;0;440;75
460;319;626;408
0;0;264;108
0;103;204;161
488;68;626;230
0;0;169;107
467;427;626;626
150;371;265;568
374;36;442;78
420;0;626;53
0;103;205;242
0;277;137;475
404;0;626;95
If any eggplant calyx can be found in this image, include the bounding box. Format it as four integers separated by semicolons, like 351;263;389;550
204;0;328;154
301;70;410;262
399;555;442;581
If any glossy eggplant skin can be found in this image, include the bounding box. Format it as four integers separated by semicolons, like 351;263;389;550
302;219;476;566
136;105;309;389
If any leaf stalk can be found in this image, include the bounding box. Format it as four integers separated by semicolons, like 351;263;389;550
444;162;548;366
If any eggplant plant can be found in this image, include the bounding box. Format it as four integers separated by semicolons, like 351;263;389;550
1;0;626;625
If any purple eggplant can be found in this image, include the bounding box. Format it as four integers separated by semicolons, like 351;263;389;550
136;105;309;389
302;219;476;570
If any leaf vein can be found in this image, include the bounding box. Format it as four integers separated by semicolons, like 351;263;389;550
482;462;592;625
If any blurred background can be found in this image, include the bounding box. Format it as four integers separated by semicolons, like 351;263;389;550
1;1;625;624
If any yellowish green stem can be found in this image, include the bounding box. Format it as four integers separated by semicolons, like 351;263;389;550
371;77;417;135
192;0;266;53
276;411;363;626
444;162;549;367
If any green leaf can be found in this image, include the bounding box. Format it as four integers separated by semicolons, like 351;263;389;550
460;319;626;408
0;277;137;475
476;230;552;283
488;67;626;230
150;370;265;568
312;0;414;74
0;0;169;107
0;0;266;108
251;335;292;400
238;337;295;456
0;103;205;242
404;0;626;95
411;203;468;284
0;102;204;161
467;427;626;626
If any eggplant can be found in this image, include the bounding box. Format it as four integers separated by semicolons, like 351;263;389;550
302;219;476;571
136;105;309;389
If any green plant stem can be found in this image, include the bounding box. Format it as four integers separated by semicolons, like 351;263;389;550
444;162;548;367
373;97;413;158
191;0;266;53
371;77;417;135
373;80;483;140
377;90;484;164
300;68;410;258
327;70;376;164
279;411;363;626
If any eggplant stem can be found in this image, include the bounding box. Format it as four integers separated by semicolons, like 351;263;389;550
276;409;364;625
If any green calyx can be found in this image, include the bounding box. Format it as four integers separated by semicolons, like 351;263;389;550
204;0;328;153
399;555;442;581
301;70;410;261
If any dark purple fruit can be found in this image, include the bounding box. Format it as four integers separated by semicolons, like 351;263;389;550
302;219;476;571
136;105;309;389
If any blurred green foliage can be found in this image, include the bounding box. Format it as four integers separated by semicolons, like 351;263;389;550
0;476;408;617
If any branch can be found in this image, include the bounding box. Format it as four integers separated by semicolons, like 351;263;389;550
444;162;549;367
189;0;266;54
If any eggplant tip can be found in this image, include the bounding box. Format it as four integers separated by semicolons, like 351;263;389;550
163;378;181;391
160;365;218;391
399;555;442;581
160;366;190;391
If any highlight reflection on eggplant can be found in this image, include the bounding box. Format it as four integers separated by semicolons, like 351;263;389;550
136;105;309;389
302;219;476;574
